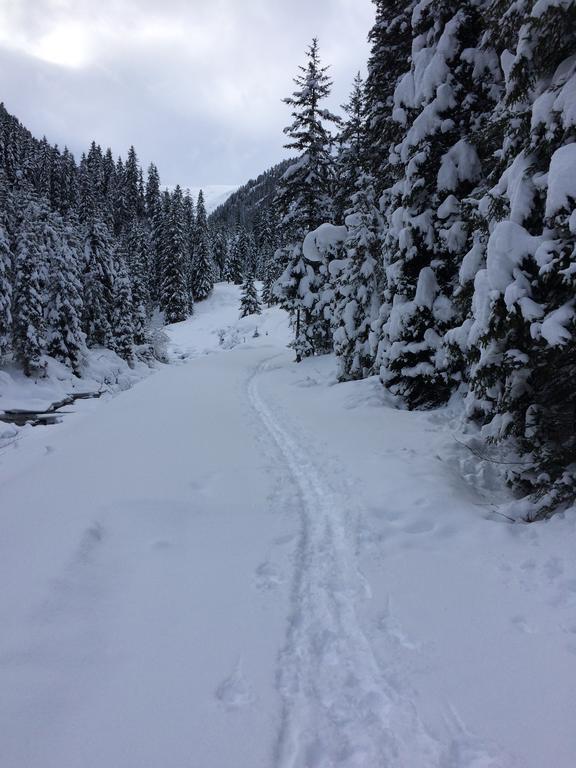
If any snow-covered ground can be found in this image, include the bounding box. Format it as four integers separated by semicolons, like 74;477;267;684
1;283;575;767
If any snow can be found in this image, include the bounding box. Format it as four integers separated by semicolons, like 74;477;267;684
437;140;481;191
545;143;576;218
531;56;576;134
500;49;516;87
0;347;154;414
302;223;347;263
532;0;574;16
488;152;537;225
539;303;574;345
1;283;575;767
414;266;438;309
486;221;542;292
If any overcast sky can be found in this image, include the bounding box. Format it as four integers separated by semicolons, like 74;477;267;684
0;0;374;189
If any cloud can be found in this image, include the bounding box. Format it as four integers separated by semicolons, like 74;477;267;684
0;0;374;186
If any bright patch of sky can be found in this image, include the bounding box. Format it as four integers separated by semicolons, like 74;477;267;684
0;0;373;188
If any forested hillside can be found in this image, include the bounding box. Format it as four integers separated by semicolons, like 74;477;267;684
271;0;576;519
208;161;290;299
0;104;216;375
209;161;290;234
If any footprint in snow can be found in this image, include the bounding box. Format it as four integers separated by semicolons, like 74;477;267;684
215;659;255;710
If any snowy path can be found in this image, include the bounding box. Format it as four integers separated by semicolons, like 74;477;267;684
1;285;575;767
249;359;442;767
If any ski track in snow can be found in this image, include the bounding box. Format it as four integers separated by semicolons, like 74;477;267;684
249;358;444;768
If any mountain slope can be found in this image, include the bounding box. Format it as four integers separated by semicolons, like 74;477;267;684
209;159;291;233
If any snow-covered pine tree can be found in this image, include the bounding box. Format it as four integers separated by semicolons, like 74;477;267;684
58;147;79;215
78;152;96;224
123;146;141;227
113;156;128;236
334;73;367;223
255;208;281;306
191;190;214;301
126;220;151;345
363;0;417;197
82;215;115;348
161;186;190;323
100;147;117;228
224;229;246;284
240;272;262;317
191;229;214;301
111;252;135;362
333;176;383;381
465;0;576;517
0;207;12;361
377;0;499;408
157;190;172;311
236;228;254;277
274;38;340;361
45;212;86;373
362;0;421;380
211;229;228;280
183;190;196;306
13;194;48;376
146;163;162;302
261;247;283;307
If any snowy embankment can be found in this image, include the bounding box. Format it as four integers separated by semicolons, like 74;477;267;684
0;283;575;768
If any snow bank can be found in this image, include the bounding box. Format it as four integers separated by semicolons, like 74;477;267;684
0;348;154;415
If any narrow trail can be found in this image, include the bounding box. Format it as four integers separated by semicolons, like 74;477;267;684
249;359;444;768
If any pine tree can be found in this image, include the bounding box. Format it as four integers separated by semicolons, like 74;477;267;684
45;213;86;373
261;249;282;307
182;190;196;305
191;190;214;301
334;73;367;222
224;230;245;284
240;273;262;317
156;190;171;310
13;195;47;376
191;230;214;301
146;163;162;302
0;209;13;361
364;0;417;197
377;0;500;408
83;216;115;348
211;229;228;280
275;38;340;361
161;186;190;323
101;147;117;227
111;253;135;361
465;0;576;516
126;221;151;345
333;177;383;381
235;228;251;276
113;156;128;236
